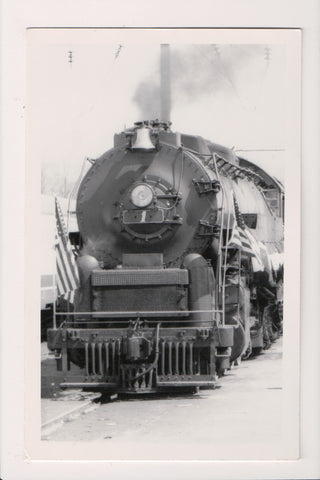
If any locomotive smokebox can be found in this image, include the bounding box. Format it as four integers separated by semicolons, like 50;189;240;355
76;133;219;268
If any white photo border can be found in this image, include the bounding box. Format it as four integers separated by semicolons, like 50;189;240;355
1;1;319;479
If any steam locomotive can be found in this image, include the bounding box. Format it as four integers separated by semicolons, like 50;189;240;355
48;120;284;394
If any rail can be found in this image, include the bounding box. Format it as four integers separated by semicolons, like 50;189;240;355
55;309;224;316
211;154;233;325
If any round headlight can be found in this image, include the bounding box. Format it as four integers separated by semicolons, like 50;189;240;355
131;184;154;208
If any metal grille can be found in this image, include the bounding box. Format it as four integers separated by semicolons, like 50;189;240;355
83;339;155;390
120;366;155;390
85;340;203;377
84;340;121;377
91;268;189;286
158;340;199;376
78;337;211;390
92;285;188;314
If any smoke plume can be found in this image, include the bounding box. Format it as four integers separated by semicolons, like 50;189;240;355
133;44;267;119
133;81;161;121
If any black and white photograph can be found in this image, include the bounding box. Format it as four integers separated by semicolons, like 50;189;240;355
2;5;319;476
23;27;301;460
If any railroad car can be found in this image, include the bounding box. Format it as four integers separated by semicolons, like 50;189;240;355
47;120;284;394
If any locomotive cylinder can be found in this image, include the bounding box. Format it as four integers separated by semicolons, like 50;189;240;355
182;253;215;324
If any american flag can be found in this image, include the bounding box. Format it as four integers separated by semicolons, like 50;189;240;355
227;220;242;249
227;195;254;256
228;220;255;256
55;197;79;301
228;195;264;271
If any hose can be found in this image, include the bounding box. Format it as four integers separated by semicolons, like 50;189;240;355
131;322;161;383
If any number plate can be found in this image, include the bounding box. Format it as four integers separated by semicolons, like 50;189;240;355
122;209;164;224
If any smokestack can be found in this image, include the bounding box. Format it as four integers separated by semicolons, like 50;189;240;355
160;44;171;122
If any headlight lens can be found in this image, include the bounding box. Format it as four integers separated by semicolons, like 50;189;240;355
131;184;154;208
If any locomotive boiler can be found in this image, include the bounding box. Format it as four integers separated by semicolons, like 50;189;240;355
48;120;284;394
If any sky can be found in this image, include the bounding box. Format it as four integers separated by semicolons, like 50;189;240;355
27;31;286;191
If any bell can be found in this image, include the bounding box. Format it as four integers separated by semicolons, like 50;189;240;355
132;126;156;151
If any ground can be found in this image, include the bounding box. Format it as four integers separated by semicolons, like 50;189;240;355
41;338;283;460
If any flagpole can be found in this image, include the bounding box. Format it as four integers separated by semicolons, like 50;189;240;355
55;196;80;326
66;293;70;324
212;154;225;325
237;249;241;322
53;273;57;329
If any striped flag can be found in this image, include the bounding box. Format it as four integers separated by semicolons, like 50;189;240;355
228;222;257;257
231;194;255;256
238;227;255;257
228;194;264;271
244;228;264;271
55;197;79;300
227;220;242;249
